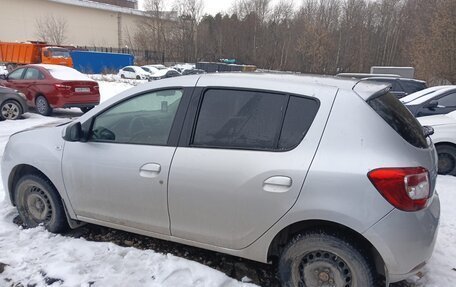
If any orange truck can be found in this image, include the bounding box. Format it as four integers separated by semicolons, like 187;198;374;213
0;42;73;71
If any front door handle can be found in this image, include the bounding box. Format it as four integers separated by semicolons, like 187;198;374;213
139;163;161;178
263;176;292;193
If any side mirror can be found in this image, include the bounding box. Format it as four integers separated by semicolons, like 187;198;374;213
424;100;439;110
0;74;6;80
43;51;50;58
63;122;83;142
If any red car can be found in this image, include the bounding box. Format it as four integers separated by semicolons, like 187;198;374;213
0;64;100;115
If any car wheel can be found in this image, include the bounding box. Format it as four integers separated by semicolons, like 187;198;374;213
121;74;125;79
136;75;141;80
0;99;23;120
14;174;69;233
278;232;374;287
35;95;52;116
80;106;94;113
436;144;456;175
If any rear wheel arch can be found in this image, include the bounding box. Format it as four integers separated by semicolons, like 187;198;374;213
267;219;387;281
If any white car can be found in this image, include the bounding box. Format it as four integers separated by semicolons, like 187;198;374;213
418;111;456;175
118;66;151;80
141;66;160;75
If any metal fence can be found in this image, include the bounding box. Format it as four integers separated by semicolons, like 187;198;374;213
75;46;165;65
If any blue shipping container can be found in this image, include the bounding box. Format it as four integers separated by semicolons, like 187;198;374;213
70;51;134;74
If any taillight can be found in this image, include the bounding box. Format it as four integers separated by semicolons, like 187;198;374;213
368;167;430;212
55;84;71;91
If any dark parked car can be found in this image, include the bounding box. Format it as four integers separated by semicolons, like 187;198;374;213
0;85;27;120
0;64;100;116
360;77;427;99
181;69;206;76
149;69;181;80
400;86;456;117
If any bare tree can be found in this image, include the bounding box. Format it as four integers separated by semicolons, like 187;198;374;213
35;15;68;45
174;0;204;61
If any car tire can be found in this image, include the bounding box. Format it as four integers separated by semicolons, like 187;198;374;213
14;174;69;233
0;99;23;120
136;75;141;80
80;106;94;113
436;144;456;175
278;232;374;287
35;95;52;116
121;74;125;79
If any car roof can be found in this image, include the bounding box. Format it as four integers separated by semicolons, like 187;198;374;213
402;86;456;105
194;73;389;100
25;64;72;70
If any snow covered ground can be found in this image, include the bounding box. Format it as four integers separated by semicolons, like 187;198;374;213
0;79;455;287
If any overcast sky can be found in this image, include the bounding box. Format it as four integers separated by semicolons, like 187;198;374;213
138;0;283;15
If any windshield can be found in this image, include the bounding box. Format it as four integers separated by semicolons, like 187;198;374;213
48;48;71;58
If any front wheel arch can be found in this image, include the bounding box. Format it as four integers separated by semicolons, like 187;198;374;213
8;164;83;229
267;220;387;282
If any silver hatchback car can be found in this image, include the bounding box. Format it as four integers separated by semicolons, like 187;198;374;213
1;73;440;286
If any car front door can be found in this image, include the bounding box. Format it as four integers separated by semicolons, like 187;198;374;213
62;88;187;235
4;68;27;92
168;87;333;250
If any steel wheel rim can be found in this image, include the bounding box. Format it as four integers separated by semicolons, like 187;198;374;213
438;152;455;174
298;250;353;287
1;102;20;119
24;186;53;223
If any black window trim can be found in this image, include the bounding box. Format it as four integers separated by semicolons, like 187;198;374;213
179;86;320;152
81;86;193;147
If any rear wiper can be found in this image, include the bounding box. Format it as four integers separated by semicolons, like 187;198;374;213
423;126;434;137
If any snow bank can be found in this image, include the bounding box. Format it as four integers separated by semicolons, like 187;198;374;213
409;176;456;286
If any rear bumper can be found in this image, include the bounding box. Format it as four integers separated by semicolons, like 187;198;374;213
52;93;100;109
363;193;440;283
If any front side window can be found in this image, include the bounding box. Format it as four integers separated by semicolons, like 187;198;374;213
8;68;25;80
90;89;183;145
437;93;456;107
192;89;319;151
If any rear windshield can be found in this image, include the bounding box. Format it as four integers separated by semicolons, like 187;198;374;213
368;92;428;148
401;80;427;94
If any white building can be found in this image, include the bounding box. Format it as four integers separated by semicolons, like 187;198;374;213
0;0;162;48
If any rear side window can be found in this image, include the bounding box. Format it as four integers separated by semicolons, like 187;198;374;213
279;96;319;149
192;89;319;151
368;92;428;148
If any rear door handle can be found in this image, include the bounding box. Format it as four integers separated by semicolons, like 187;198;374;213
263;176;292;193
139;163;161;178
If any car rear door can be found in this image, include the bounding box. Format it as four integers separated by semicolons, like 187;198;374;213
22;68;44;104
168;86;335;250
